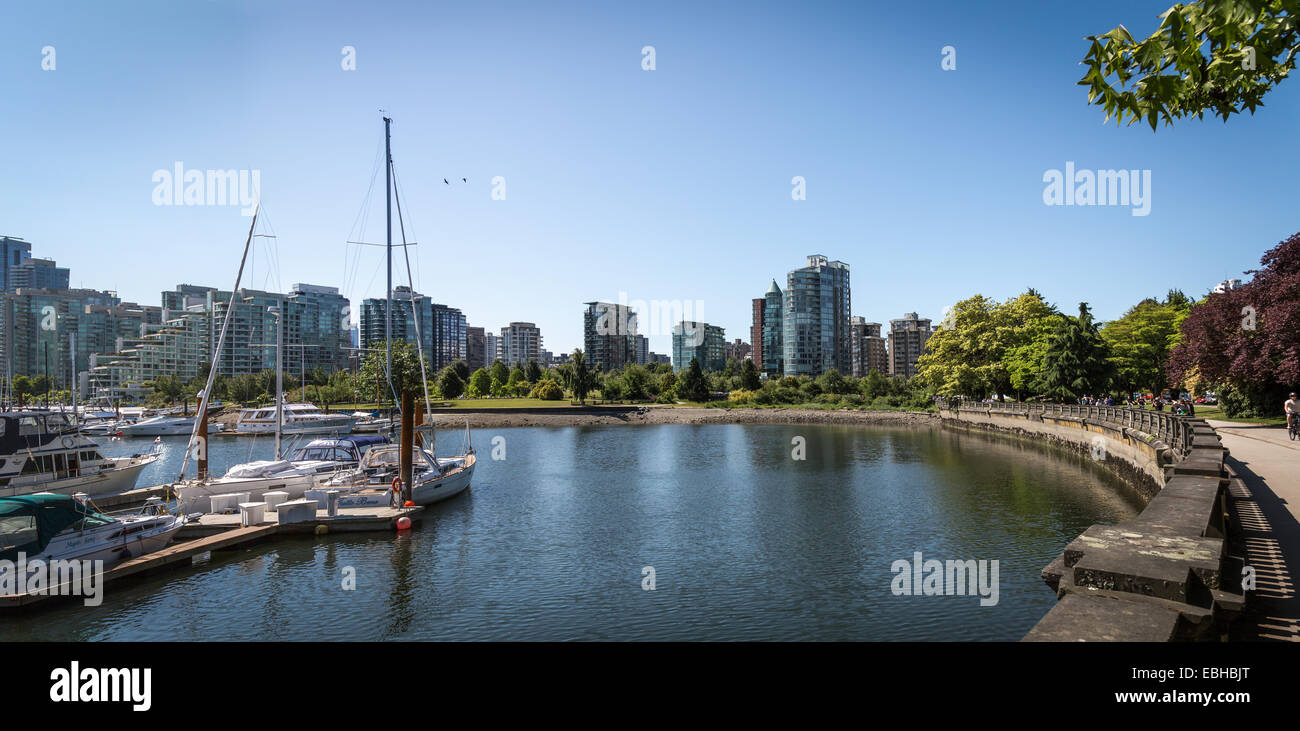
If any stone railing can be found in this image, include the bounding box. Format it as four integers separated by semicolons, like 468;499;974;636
936;399;1242;641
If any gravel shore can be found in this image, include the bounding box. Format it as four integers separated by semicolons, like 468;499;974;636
426;406;938;429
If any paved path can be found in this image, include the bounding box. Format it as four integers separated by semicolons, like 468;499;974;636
1205;421;1300;641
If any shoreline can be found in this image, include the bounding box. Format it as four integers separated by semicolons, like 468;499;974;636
425;406;938;429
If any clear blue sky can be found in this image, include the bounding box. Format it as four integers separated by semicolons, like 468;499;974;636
2;1;1297;356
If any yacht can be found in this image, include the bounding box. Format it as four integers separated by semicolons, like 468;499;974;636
235;403;355;435
119;415;224;437
174;434;390;514
0;411;160;499
0;493;185;589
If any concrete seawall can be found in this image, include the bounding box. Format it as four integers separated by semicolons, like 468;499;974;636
938;402;1242;641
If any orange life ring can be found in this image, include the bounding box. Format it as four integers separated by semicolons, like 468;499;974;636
391;476;402;492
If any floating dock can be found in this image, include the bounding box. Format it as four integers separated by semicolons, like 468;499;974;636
0;505;423;609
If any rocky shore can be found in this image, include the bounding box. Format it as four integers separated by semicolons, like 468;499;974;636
425;406;938;429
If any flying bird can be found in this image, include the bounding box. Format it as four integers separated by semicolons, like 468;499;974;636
462;178;467;183
443;178;449;184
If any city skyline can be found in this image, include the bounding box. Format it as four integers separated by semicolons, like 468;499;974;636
4;1;1298;357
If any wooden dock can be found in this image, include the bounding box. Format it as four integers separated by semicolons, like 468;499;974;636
0;505;422;609
180;505;423;538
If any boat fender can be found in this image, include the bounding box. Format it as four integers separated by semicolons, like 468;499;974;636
62;436;76;449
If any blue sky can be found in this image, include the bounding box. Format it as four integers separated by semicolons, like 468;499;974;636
2;0;1297;356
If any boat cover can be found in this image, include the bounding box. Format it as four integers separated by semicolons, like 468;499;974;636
0;494;107;561
223;460;300;479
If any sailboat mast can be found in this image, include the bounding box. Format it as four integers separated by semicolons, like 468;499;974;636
384;116;394;410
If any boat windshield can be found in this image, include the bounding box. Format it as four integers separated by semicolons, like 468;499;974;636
289;446;356;462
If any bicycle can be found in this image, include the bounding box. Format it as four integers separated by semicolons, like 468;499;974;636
1289;416;1299;441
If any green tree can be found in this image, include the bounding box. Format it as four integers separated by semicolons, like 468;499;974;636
490;359;509;387
678;358;709;401
622;364;650;400
1041;303;1116;402
449;359;470;385
467;368;492;397
1081;1;1298;130
571;349;596;403
149;375;186;404
525;359;543;383
530;378;564;400
438;366;465;399
1101;291;1191;396
359;341;431;399
741;359;761;390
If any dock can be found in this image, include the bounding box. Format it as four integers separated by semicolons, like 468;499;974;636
0;504;423;610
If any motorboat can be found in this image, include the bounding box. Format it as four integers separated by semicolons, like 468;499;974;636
235;403;355;435
0;493;186;592
0;411;160;499
119;415;224;437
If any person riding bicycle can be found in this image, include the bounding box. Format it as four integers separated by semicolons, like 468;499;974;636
1287;392;1300;432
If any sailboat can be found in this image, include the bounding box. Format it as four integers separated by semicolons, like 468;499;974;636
319;116;476;508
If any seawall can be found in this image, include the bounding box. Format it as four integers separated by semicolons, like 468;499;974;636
938;401;1242;641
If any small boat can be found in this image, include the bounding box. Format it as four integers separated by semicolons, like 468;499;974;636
174;435;391;514
313;437;475;509
235;403;355;435
0;493;186;590
350;412;393;433
119;415;225;437
0;411;160;499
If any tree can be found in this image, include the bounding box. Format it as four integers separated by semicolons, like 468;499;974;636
149;375;186;404
449;359;470;385
916;291;1058;399
525;359;543;383
570;349;596;403
530;378;564;400
741;359;761;390
1101;291;1191;396
358;341;431;400
468;368;492;398
1081;1;1298;130
1040;303;1116;402
678;358;709;401
816;368;849;395
490;359;509;387
1168;231;1300;414
622;364;649;400
11;375;32;407
438;366;465;400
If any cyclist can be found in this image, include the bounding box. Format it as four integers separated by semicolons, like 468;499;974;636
1287;392;1300;434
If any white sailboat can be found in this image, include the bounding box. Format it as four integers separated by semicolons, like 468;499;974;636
327;115;476;508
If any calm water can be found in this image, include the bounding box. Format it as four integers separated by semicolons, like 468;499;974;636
1;424;1141;641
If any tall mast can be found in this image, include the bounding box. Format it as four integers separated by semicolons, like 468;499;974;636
384;116;394;409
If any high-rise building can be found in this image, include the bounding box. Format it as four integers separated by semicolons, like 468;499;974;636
359;286;467;372
1213;279;1243;294
285;283;351;375
0;287;157;390
672;320;725;372
782;255;850;377
466;327;486;371
849;317;889;377
750;298;764;371
888;312;932;378
635;334;650;365
500;322;543;367
1;236;70;292
583;301;639;372
761;280;783;376
484;332;500;365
